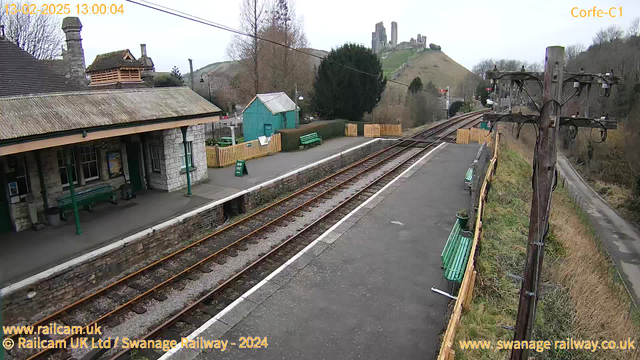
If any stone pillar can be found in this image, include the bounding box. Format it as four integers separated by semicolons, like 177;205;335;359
61;17;87;86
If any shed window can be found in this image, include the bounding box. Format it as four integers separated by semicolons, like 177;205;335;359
180;142;193;170
80;145;100;181
57;149;78;187
150;145;162;173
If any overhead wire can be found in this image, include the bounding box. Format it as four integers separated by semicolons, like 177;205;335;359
126;0;446;97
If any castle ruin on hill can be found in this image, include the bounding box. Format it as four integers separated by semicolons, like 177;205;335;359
371;21;427;54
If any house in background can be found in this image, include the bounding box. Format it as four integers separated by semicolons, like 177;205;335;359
242;92;298;141
0;18;220;234
86;49;150;88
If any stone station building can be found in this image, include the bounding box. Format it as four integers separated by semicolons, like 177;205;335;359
0;88;220;234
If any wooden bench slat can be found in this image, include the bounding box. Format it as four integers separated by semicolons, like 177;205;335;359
56;184;117;220
442;219;473;283
465;167;473;183
300;132;322;145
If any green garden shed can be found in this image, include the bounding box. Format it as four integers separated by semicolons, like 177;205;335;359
243;92;298;141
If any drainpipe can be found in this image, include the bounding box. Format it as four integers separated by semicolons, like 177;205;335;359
181;126;192;196
35;150;49;211
65;146;82;235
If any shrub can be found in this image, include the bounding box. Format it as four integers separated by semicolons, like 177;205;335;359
429;43;442;50
277;120;346;151
449;101;464;117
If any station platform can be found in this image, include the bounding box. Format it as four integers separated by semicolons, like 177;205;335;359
166;143;481;360
0;137;373;287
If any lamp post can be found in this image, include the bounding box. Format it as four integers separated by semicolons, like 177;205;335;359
294;83;304;128
200;73;212;103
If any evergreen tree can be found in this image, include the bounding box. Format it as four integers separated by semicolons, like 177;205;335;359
154;66;184;87
312;43;386;121
170;66;183;83
408;77;423;94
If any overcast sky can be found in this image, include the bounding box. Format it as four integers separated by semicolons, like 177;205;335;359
33;0;640;73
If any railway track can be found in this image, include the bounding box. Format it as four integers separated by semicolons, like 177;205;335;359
4;110;486;360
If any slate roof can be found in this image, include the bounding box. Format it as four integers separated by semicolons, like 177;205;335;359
0;87;221;142
0;38;85;97
244;92;297;115
86;50;143;72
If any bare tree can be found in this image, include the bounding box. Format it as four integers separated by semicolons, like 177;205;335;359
565;44;585;66
260;0;309;95
628;17;640;38
472;59;494;78
526;61;543;72
457;73;479;101
226;0;267;99
0;0;64;59
593;25;624;45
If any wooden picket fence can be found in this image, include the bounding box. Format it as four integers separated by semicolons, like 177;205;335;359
437;133;500;360
364;124;381;138
379;124;402;136
206;133;281;168
456;128;491;145
345;123;357;137
364;124;402;138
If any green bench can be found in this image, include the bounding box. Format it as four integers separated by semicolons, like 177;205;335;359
441;219;473;284
464;167;474;192
300;132;322;146
56;184;117;220
218;137;233;147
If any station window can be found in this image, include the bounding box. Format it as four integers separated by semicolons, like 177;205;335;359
57;149;78;187
79;145;100;181
150;145;162;173
7;155;30;197
179;142;193;170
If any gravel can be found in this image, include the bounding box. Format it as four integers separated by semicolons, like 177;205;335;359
68;147;422;359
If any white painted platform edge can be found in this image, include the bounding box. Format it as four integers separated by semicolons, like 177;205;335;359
1;138;390;297
157;141;446;360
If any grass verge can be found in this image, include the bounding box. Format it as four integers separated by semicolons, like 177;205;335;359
452;134;639;360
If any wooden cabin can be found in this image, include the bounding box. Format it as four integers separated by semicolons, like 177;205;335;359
86;50;146;88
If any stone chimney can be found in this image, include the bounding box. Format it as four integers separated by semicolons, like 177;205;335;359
61;17;88;86
139;43;155;85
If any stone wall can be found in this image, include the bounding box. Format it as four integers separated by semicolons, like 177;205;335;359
144;130;168;190
7;138;130;231
1;139;393;323
244;140;391;210
2;202;224;323
163;125;208;192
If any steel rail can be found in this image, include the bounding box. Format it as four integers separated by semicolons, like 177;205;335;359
108;112;486;360
23;121;438;360
13;111;485;360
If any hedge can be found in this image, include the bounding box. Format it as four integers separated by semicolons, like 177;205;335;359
277;120;346;151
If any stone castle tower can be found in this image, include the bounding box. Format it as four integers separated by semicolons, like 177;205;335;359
391;22;398;46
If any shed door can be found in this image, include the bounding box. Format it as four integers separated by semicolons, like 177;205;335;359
264;124;273;137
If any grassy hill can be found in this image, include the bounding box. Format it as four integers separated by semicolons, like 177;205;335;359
381;49;415;77
184;48;328;87
381;48;473;91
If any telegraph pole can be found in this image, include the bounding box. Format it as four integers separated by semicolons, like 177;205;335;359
483;46;620;360
188;58;195;91
510;46;563;360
